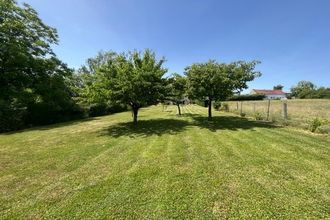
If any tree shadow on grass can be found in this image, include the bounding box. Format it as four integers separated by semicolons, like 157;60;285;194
1;117;99;135
102;119;191;138
180;113;200;117
101;115;277;138
191;116;276;132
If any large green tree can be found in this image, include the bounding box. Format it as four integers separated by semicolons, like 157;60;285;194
0;0;78;131
74;52;117;105
166;73;187;115
108;49;167;125
71;51;129;116
291;81;330;99
273;84;284;90
291;81;316;98
185;60;261;120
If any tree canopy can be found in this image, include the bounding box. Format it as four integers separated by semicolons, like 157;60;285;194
107;50;167;125
166;73;187;115
185;60;261;119
291;81;330;99
273;84;284;90
0;0;80;131
0;0;266;131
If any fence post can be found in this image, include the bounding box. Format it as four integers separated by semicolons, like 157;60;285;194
236;102;239;110
253;102;256;113
240;101;243;115
282;102;288;120
266;99;271;121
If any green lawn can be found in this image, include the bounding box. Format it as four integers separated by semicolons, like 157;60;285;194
0;105;329;219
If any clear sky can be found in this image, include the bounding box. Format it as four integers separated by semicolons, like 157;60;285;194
20;0;330;92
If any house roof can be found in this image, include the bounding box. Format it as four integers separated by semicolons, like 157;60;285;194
252;89;286;95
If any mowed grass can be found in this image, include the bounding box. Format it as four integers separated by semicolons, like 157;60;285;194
0;105;329;219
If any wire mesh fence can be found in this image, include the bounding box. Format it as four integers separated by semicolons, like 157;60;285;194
222;99;330;128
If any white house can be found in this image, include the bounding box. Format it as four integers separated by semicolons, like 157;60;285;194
251;89;287;100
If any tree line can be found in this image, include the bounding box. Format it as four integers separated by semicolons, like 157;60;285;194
72;51;261;125
0;0;262;131
2;0;327;132
290;81;330;99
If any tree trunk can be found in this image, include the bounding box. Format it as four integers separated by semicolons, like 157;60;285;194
132;107;138;126
177;103;181;115
208;98;212;120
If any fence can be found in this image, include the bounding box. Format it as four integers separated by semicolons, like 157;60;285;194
223;99;330;128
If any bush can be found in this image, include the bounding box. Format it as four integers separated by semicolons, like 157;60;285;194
254;112;263;120
228;94;265;101
308;118;328;132
193;100;206;107
88;103;109;117
0;102;26;132
25;101;85;126
109;104;128;113
213;101;221;110
240;112;246;117
316;124;330;134
88;103;128;117
220;103;229;112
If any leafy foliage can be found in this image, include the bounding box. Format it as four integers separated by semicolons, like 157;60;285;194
254;112;263;120
185;60;261;119
0;0;82;132
1;1;265;130
273;84;284;90
166;73;187;115
228;94;265;101
72;51;127;116
213;101;222;110
308;117;328;132
108;49;167;125
291;81;317;98
290;81;330;99
316;124;330;134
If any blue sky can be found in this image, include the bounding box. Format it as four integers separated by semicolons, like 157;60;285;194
21;0;330;92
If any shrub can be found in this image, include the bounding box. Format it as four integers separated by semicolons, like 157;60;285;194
0;102;26;132
220;103;229;112
213;101;221;110
240;112;246;117
254;112;263;120
194;100;206;107
308;118;328;132
228;94;265;101
109;104;128;113
232;109;239;115
25;101;85;126
89;103;109;117
316;124;330;134
88;103;128;117
270;115;278;122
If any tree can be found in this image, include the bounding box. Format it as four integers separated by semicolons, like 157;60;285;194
72;51;130;116
0;0;79;131
185;60;261;120
291;81;316;98
273;84;284;90
290;81;330;99
314;87;330;99
108;50;167;125
76;51;118;103
167;73;187;115
1;0;58;95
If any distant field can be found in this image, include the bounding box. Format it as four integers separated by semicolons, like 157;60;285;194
0;105;329;219
224;99;330;128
